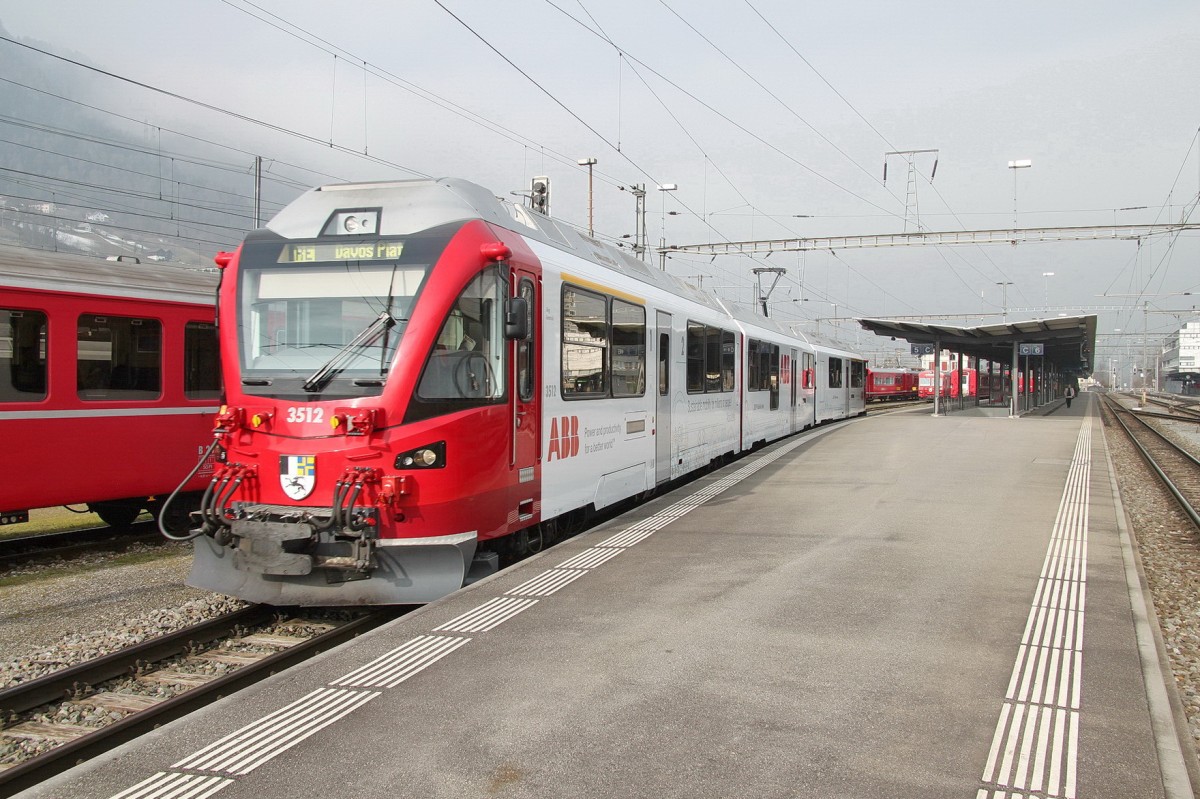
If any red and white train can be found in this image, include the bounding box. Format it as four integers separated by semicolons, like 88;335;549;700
0;247;220;527
186;178;866;605
865;368;918;402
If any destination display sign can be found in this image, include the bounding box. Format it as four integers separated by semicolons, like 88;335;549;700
277;241;405;263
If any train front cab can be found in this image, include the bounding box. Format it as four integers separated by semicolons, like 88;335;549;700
189;215;544;605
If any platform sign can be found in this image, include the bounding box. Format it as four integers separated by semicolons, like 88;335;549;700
910;343;935;355
1018;343;1045;356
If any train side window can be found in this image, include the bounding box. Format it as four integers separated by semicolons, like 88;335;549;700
828;357;843;388
850;361;865;388
561;286;608;398
748;337;779;394
0;309;47;402
417;265;507;403
721;330;735;391
77;314;162;400
704;326;723;393
184;322;221;400
658;332;669;396
517;279;536;402
611;299;645;397
768;343;780;409
685;321;704;393
747;339;760;391
803;352;815;389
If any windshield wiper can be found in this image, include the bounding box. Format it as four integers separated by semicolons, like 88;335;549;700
302;312;396;393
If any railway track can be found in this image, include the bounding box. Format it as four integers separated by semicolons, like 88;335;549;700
868;399;930;413
1133;393;1200;423
1102;393;1200;529
0;522;164;569
0;604;402;794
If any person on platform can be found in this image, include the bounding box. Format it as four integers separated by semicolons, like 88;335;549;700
1064;384;1077;408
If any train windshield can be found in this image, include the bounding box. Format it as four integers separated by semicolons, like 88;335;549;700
237;238;432;398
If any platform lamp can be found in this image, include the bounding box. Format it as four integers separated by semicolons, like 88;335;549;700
577;157;597;237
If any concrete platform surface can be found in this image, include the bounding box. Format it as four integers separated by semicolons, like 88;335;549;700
16;393;1194;799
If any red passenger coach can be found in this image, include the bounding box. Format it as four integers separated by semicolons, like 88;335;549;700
866;368;917;402
0;248;220;527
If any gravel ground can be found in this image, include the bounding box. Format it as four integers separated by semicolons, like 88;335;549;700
0;543;246;688
1101;396;1200;754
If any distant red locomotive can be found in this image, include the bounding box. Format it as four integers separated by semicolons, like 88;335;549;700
865;368;918;402
0;248;220;527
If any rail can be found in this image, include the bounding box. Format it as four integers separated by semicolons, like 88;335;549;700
0;522;162;568
0;606;401;794
1102;394;1200;530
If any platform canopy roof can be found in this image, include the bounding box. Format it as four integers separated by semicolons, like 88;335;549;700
856;314;1097;377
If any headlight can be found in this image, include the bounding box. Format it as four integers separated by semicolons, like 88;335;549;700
394;441;446;470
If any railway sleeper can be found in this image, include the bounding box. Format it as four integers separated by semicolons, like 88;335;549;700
136;670;218;689
84;692;164;714
2;721;95;743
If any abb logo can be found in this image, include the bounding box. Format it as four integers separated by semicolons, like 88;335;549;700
547;415;580;461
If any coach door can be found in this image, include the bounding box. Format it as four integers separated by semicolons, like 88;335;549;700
789;347;799;432
512;270;539;521
656;311;672;484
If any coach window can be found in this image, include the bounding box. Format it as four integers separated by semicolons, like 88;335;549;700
686;322;704;393
184;322;221;400
658;332;669;396
721;331;735;391
768;344;780;409
704;326;723;392
78;314;162;400
758;342;773;391
802;352;815;389
517;279;536;402
747;339;760;392
611;299;645;397
828;357;843;388
1;309;47;402
850;361;865;388
561;286;608;397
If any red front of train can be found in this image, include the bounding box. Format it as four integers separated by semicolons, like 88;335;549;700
189;183;542;605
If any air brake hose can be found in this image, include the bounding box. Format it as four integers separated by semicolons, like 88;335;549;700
158;438;224;541
312;475;350;532
342;480;365;532
211;468;247;529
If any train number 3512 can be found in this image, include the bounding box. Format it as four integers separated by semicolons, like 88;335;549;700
285;406;325;424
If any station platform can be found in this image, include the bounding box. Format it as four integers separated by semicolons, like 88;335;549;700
17;392;1196;799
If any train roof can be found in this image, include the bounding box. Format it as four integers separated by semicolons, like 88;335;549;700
0;245;219;305
267;178;863;356
268;178;728;315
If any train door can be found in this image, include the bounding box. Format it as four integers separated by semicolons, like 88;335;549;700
512;270;539;520
656;311;672;485
789;347;799;432
802;351;815;428
843;359;851;417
